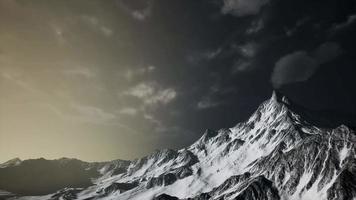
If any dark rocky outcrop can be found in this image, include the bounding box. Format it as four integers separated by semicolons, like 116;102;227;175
153;193;180;200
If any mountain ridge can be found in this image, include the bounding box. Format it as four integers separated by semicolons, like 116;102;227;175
1;91;355;200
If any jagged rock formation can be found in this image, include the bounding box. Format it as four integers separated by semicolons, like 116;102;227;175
1;92;355;200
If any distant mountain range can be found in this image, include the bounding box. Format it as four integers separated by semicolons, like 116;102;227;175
1;92;355;200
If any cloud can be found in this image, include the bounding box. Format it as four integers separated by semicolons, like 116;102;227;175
116;0;153;21
148;88;176;104
332;14;356;31
195;84;234;110
81;15;114;37
120;81;177;135
283;17;310;37
187;42;258;67
99;26;114;37
131;7;152;21
63;67;95;79
221;0;269;17
47;103;141;134
202;48;223;60
271;51;318;88
71;104;116;124
124;82;177;106
232;60;252;73
48;103;117;125
125;83;155;98
237;42;258;58
50;24;67;45
246;19;264;34
143;113;187;136
147;65;156;71
143;113;167;133
186;48;223;64
143;113;161;125
197;97;220;109
124;65;155;81
119;107;138;116
271;42;342;88
1;72;44;95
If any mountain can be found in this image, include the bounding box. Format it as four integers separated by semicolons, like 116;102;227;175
0;158;130;196
0;158;21;169
1;92;355;200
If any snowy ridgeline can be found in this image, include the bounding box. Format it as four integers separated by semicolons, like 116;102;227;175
1;92;356;200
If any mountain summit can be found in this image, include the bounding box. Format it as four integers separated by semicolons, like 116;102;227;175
1;92;355;200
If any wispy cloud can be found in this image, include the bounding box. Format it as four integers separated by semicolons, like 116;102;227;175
63;66;96;79
246;19;264;34
70;103;116;124
81;15;114;37
47;103;141;135
284;17;310;37
196;84;232;110
119;107;138;116
116;0;154;21
232;60;252;73
197;97;220;109
124;82;177;106
50;24;68;45
143;113;184;135
221;0;269;17
131;7;152;21
123;65;155;81
1;72;44;95
237;42;258;58
332;14;356;31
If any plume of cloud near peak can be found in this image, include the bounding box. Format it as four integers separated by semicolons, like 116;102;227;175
271;51;318;88
271;42;342;88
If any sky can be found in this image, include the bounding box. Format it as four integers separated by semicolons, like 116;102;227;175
0;0;355;163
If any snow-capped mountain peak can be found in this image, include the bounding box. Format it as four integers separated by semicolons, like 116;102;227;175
1;92;355;200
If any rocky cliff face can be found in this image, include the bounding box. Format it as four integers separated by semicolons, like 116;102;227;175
1;92;355;200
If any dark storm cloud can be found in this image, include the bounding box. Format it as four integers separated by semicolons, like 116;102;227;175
271;42;342;88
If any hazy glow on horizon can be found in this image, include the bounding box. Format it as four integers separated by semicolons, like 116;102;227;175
1;0;355;163
0;0;192;163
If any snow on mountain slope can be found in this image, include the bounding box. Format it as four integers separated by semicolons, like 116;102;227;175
3;92;356;200
0;158;22;168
